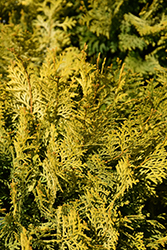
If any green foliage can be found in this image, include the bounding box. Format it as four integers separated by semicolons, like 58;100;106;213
78;0;167;72
0;46;167;249
0;0;77;77
0;0;167;249
119;9;167;73
1;0;167;75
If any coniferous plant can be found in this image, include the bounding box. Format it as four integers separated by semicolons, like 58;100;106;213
75;0;167;73
1;0;167;75
0;0;167;249
0;46;167;249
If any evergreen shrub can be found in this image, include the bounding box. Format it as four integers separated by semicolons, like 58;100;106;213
0;46;167;249
0;0;167;249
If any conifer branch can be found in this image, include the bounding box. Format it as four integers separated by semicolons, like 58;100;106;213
10;48;33;114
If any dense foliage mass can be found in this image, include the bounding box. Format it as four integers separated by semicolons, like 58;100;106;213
0;0;167;249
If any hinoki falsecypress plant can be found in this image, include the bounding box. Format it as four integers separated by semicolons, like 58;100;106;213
0;0;167;249
1;0;167;75
78;0;167;72
0;46;167;249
